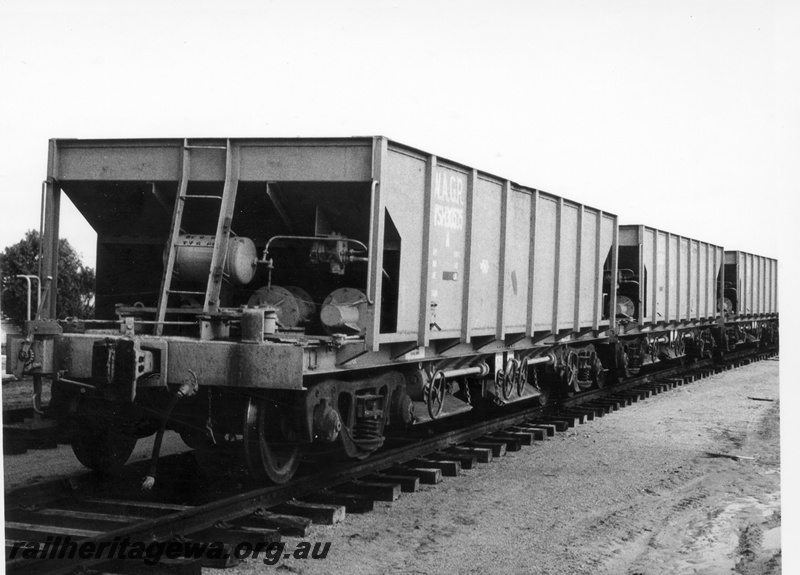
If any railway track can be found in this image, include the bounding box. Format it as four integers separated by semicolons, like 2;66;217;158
4;345;777;575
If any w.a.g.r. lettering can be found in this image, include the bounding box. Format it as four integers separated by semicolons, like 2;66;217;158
433;170;466;230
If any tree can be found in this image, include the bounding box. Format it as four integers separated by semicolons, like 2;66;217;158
1;230;95;324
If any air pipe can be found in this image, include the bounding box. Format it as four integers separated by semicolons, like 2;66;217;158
141;375;198;492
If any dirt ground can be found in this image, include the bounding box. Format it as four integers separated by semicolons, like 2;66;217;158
2;359;782;574
217;359;781;575
2;414;190;492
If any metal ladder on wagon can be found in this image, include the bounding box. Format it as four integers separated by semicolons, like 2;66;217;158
154;139;240;337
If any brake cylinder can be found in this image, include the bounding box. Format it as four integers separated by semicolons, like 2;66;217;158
174;235;258;286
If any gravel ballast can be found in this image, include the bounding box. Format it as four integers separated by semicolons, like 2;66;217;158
3;359;781;574
221;359;781;575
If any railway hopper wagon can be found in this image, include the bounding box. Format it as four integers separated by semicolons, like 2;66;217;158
717;250;778;350
7;137;625;484
613;225;725;375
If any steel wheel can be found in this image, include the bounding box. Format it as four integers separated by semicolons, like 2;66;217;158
502;359;517;400
565;352;580;396
537;385;551;406
72;429;136;474
71;421;136;474
534;369;551;406
592;357;606;389
243;397;302;484
516;357;529;397
615;345;631;382
675;336;686;357
69;398;136;474
427;370;447;420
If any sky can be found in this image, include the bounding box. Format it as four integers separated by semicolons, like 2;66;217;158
1;0;798;564
0;0;796;263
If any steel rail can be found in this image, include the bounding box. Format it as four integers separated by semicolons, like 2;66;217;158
8;399;549;575
6;344;777;575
